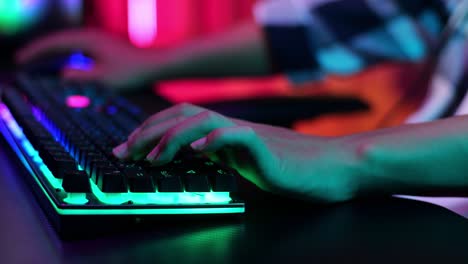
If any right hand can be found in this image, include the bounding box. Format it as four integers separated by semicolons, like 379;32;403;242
17;29;155;91
113;103;359;203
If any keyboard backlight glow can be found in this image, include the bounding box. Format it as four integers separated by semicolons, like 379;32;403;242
66;95;91;108
0;104;63;190
91;182;231;205
64;193;88;205
67;52;94;71
1;103;233;206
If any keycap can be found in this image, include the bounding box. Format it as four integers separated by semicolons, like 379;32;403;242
90;161;114;182
182;169;211;192
151;168;184;192
127;168;155;192
62;170;91;193
97;169;128;193
46;156;78;179
209;168;237;192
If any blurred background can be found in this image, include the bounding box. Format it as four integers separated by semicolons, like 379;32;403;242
0;0;257;61
0;0;436;136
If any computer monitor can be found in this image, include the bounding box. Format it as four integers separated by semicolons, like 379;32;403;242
0;0;84;69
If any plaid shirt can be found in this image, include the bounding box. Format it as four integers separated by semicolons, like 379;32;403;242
255;0;468;122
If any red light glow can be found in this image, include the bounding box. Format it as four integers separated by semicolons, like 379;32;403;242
155;76;290;104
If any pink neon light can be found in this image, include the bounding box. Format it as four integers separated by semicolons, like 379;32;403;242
66;95;91;108
155;76;290;104
128;0;158;48
154;0;198;47
202;0;235;34
95;0;128;36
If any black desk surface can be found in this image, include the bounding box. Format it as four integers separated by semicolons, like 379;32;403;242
1;92;468;263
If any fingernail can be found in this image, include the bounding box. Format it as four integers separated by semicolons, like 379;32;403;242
112;143;128;159
146;145;161;161
190;137;207;150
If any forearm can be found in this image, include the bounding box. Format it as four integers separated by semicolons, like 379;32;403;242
140;22;271;80
349;116;468;197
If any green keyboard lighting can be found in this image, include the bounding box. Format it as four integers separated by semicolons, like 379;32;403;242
0;104;234;207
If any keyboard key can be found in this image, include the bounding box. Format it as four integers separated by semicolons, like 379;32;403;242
62;170;91;193
97;169;128;193
47;156;78;179
151;168;184;192
209;168;237;192
127;171;155;192
182;169;211;192
90;161;114;182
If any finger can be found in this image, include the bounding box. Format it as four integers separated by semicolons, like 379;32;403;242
193;126;266;157
145;111;234;165
125;103;205;143
16;29;102;64
190;126;277;190
119;116;188;160
134;103;206;135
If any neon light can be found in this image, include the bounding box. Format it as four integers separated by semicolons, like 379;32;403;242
66;95;91;108
0;104;62;189
128;0;158;47
67;52;94;71
39;164;62;189
0;0;47;34
22;140;36;156
57;207;244;215
64;193;88;205
91;182;231;205
155;77;290;104
202;0;234;33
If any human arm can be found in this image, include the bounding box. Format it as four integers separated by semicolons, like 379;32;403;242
347;115;468;198
16;22;270;92
112;103;468;203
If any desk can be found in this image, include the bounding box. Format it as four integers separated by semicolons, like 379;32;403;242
1;92;468;263
1;141;468;263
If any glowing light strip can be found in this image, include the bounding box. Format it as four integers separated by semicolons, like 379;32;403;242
0;104;243;214
0;104;62;190
128;0;158;47
1;103;236;208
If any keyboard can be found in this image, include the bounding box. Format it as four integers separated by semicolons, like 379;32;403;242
0;74;244;237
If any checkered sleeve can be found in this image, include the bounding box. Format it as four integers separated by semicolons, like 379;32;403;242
254;0;451;83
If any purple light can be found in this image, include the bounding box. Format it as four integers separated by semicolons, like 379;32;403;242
395;195;468;219
0;104;24;138
107;105;118;115
66;95;91;108
60;0;82;24
67;52;94;71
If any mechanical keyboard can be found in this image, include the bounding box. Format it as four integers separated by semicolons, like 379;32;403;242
0;74;244;237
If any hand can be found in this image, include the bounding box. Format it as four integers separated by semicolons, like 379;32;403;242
17;29;154;91
112;103;359;202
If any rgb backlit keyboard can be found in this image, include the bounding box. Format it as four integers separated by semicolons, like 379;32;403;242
0;74;244;236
